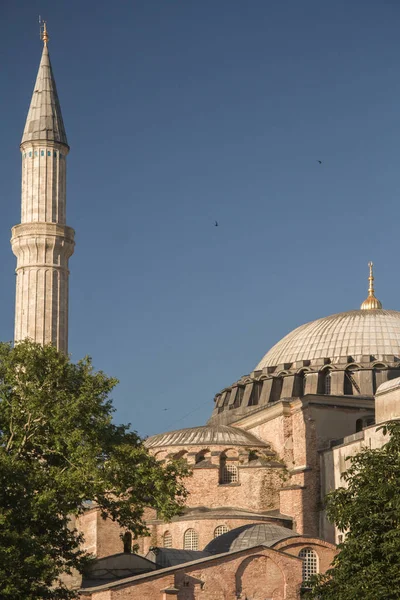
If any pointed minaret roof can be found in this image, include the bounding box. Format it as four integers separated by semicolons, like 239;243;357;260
21;24;68;146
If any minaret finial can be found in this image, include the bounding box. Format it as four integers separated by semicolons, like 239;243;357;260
41;20;49;46
361;261;382;310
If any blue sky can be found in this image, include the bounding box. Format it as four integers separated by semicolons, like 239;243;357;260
1;0;400;436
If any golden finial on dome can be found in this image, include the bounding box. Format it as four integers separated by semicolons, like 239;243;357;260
360;261;382;310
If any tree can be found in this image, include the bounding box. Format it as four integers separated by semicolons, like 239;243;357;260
0;340;189;599
306;421;400;600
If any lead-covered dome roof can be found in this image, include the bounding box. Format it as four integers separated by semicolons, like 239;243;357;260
145;424;267;448
204;523;299;554
255;309;400;370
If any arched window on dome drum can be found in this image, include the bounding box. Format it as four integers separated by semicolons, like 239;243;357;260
356;418;363;433
219;454;239;484
163;531;172;548
214;525;229;538
344;369;360;395
323;370;331;394
302;373;307;395
233;386;245;408
248;381;263;406
270;377;283;403
195;449;210;464
218;391;231;413
299;547;318;584
183;528;199;550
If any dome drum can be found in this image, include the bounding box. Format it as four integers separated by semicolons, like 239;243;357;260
210;359;400;424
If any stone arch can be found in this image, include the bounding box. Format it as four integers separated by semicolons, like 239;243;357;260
236;554;285;600
172;449;188;460
221;448;239;458
195;448;210;464
153;450;168;461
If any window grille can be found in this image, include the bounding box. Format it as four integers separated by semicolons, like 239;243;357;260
324;371;331;394
163;531;172;548
299;547;318;582
221;463;238;484
214;525;229;538
183;528;199;550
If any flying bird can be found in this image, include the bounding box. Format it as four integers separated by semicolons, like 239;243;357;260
317;160;322;164
214;221;219;227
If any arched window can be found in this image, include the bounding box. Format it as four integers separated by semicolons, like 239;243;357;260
355;418;363;433
299;547;318;582
183;528;198;550
163;531;172;548
248;381;263;406
220;463;238;484
195;449;210;464
324;371;331;394
233;386;245;408
302;373;307;395
122;532;132;554
214;525;229;538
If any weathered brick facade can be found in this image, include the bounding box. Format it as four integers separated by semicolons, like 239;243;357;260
80;538;336;600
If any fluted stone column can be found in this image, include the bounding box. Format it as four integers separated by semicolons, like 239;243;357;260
11;29;74;353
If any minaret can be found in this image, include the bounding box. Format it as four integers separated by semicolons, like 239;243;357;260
11;23;75;353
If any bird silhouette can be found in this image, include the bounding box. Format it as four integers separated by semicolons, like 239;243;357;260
214;221;219;227
317;160;322;164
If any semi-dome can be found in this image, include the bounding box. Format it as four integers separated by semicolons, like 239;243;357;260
204;523;299;554
145;424;267;448
255;309;400;370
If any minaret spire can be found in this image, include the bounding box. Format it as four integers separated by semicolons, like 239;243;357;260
360;262;382;310
41;21;49;46
11;26;75;353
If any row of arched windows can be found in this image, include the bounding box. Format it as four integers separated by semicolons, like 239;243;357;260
162;525;230;550
217;365;393;413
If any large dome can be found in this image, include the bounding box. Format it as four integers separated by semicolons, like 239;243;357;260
255;309;400;370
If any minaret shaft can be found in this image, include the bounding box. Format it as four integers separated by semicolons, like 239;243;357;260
12;36;74;353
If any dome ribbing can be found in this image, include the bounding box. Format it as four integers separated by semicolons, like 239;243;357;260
255;309;400;370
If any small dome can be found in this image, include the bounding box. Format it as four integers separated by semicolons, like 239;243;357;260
145;425;267;448
204;523;299;554
255;309;400;369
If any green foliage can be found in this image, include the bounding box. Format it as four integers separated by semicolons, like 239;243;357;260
0;341;189;599
306;421;400;600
